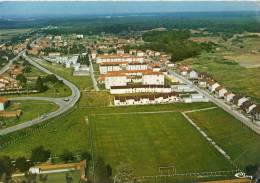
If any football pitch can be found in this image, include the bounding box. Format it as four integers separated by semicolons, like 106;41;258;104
89;110;235;177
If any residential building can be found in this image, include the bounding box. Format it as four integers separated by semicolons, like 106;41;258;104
0;97;8;111
188;70;198;79
171;85;195;92
99;70;164;89
241;101;256;114
183;93;209;103
110;85;171;94
252;105;260;121
207;80;220;92
114;92;179;106
225;93;235;103
96;54;144;63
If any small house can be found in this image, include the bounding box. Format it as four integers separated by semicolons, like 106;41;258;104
241;101;256;114
225;92;235;103
188;70;198;79
252;105;260;121
198;79;207;88
0;97;9;111
207;80;220;92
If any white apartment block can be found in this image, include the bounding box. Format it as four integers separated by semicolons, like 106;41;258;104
96;54;144;63
104;75;128;89
99;70;165;89
99;63;122;74
127;63;148;71
114;93;180;106
110;85;171;94
142;74;164;85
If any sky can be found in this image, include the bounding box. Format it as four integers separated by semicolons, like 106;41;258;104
0;1;260;18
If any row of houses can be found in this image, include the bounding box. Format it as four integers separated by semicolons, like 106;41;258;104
114;92;180;106
99;61;148;74
110;84;171;94
0;75;21;91
179;65;260;121
96;53;145;64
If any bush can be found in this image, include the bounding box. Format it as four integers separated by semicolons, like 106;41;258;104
15;157;31;172
30;146;51;163
61;150;75;163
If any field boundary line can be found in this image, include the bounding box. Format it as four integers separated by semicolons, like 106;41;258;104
181;112;241;172
183;106;217;114
135;169;239;182
90;107;217;116
85;116;96;183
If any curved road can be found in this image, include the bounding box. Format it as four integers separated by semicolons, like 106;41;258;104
0;54;80;135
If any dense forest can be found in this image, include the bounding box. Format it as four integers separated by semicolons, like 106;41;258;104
2;11;260;36
125;30;215;62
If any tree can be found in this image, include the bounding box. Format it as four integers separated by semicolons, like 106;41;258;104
61;150;74;163
39;174;48;183
30;146;51;163
24;172;37;183
0;156;13;182
15;157;31;172
245;164;259;176
16;74;27;85
114;163;135;183
95;156;111;183
80;151;92;161
35;76;48;92
65;172;73;183
44;74;58;83
23;66;32;73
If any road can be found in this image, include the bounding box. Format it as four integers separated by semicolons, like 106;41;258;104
168;70;260;135
0;49;26;75
88;54;99;91
0;54;80;135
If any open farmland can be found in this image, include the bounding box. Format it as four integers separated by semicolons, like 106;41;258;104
90;112;234;176
0;28;31;42
187;107;260;169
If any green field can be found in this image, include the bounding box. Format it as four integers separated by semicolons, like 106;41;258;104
184;52;260;102
1;100;58;128
35;58;93;91
0;28;31;42
90;112;234;176
12;170;80;183
0;103;215;158
187;108;260;169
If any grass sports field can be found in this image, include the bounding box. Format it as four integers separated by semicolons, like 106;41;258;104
90;111;234;176
0;103;215;157
187;108;260;169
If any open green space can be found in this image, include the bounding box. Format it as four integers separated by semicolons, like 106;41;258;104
0;102;214;158
184;52;260;102
91;112;234;176
12;170;80;183
0;28;31;42
35;58;93;90
1;100;58;129
187;108;260;169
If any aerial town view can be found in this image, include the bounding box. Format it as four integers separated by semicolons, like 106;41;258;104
0;1;260;183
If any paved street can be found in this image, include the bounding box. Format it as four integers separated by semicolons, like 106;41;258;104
0;54;80;135
168;70;260;134
88;54;99;91
0;50;26;75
